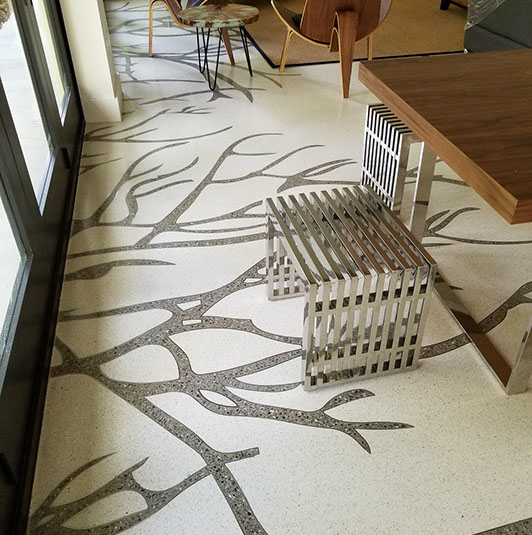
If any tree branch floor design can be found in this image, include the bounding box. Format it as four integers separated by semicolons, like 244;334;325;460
29;2;532;534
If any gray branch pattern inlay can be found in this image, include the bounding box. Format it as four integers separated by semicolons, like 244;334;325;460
29;2;532;534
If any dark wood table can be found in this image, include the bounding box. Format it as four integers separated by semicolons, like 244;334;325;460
358;50;532;394
359;49;532;224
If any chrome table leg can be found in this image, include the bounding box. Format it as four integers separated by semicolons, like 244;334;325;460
506;316;532;395
435;274;532;394
362;104;531;395
409;142;437;242
434;273;513;387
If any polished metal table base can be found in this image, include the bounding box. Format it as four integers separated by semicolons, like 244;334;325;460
434;273;532;394
362;104;532;394
507;316;532;395
413;148;531;395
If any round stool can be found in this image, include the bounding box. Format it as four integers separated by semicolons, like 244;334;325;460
177;4;259;90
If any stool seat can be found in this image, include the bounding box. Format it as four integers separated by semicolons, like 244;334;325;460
265;185;437;390
177;4;259;28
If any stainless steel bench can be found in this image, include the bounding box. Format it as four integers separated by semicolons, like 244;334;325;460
265;185;437;390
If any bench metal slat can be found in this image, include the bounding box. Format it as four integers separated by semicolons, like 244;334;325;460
288;195;353;283
309;191;372;277
266;199;317;286
332;188;402;273
320;190;386;276
297;193;360;279
277;197;331;283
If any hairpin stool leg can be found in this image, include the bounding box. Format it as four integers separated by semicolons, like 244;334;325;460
240;26;253;77
197;28;223;90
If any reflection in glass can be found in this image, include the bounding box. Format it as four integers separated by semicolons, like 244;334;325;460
33;0;67;114
0;1;52;201
0;190;24;387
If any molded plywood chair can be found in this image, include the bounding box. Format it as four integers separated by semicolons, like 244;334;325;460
271;0;392;97
149;0;235;63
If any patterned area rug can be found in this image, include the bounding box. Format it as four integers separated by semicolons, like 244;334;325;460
28;2;532;535
0;2;10;28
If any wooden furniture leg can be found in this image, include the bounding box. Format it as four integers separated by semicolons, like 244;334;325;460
367;33;373;60
440;0;451;9
149;0;155;56
221;28;235;64
280;28;293;72
330;12;358;98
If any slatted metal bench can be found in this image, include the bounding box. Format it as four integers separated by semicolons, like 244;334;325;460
265;185;436;390
361;103;437;240
360;103;532;395
361;103;418;213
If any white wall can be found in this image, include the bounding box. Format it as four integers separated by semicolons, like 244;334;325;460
60;0;123;123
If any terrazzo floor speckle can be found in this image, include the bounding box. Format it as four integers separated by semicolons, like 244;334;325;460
28;2;532;534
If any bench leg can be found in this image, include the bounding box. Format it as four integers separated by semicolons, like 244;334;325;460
266;218;276;300
302;284;318;387
266;217;303;301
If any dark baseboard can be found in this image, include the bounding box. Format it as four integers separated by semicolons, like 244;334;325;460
11;120;85;535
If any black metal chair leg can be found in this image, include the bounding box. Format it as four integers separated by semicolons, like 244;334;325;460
240;27;253;77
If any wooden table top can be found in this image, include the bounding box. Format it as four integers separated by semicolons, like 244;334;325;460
359;50;532;224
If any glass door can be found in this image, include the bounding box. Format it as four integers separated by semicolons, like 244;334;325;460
0;190;25;385
0;0;81;254
0;0;53;203
32;0;68;116
0;91;52;533
0;0;83;531
0;182;25;531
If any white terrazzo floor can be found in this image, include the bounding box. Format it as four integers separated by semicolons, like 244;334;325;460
28;2;532;534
